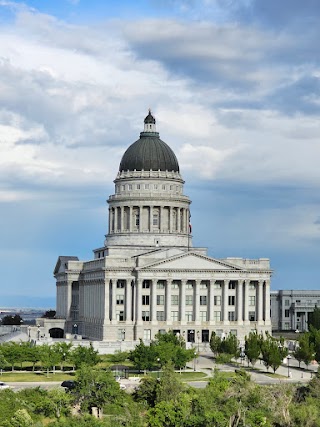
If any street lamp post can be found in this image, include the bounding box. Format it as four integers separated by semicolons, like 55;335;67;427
37;324;40;340
73;323;78;336
193;352;197;371
120;329;125;352
197;331;200;353
157;358;160;379
287;354;292;378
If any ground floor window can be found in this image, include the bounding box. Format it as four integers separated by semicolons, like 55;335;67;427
187;329;195;342
202;329;209;342
144;329;151;340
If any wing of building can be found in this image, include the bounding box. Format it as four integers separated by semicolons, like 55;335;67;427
52;111;272;346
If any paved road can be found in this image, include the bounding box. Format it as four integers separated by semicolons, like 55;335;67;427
5;354;319;391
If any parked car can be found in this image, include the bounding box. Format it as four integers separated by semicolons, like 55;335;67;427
61;380;76;390
0;382;10;389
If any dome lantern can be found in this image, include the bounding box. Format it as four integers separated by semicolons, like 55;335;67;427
144;109;156;132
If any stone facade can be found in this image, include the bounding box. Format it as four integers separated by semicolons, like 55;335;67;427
271;290;320;332
54;112;272;346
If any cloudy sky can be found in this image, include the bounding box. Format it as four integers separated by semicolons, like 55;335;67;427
1;0;320;307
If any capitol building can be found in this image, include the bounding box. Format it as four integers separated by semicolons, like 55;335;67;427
52;111;272;346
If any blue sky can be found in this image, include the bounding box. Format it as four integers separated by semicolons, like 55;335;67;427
1;0;320;307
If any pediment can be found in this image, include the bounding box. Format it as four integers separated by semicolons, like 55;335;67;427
53;256;79;275
138;252;244;271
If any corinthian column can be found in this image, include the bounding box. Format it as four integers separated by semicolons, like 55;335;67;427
222;281;229;323
180;280;186;322
135;279;142;324
258;280;264;323
166;280;172;322
264;280;271;325
237;279;243;324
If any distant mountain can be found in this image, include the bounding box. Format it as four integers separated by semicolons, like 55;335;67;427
0;295;56;309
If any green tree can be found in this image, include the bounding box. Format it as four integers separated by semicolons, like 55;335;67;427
155;361;184;404
220;333;239;359
245;331;262;367
261;336;288;373
1;343;22;371
308;306;320;330
42;310;56;318
0;349;8;374
309;326;320;363
133;375;158;407
209;331;222;356
70;343;100;369
25;345;41;371
1;314;23;325
35;388;72;418
9;408;33;427
129;339;156;372
71;365;122;414
294;333;314;369
52;342;73;370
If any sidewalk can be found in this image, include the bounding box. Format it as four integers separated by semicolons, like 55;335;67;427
188;353;318;385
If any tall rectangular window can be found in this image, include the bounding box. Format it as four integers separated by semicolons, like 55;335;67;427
200;296;207;305
186;283;193;289
215;281;223;289
200;283;208;289
142;295;150;305
142;311;150;321
249;282;256;290
171;282;179;289
156;311;165;321
186;311;193;321
186;295;193;305
200;311;207;321
284;309;290;317
228;311;235;321
171;311;179;321
157;281;165;289
249;311;256;321
171;295;179;305
143;329;151;340
116;295;124;305
157;295;164;305
142;280;151;289
229;281;236;289
116;311;124;321
117;281;125;288
214;296;221;306
228;296;235;306
214;311;221;321
153;213;159;226
249;296;256;306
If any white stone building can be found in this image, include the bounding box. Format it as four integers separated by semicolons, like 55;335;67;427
53;111;272;346
271;290;320;332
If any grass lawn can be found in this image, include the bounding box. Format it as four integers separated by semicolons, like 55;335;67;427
141;371;208;381
0;372;76;382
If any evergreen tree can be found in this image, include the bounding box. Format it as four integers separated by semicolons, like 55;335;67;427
245;331;262;367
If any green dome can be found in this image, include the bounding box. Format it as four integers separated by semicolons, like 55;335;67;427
119;113;180;172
